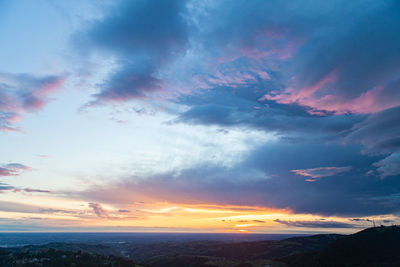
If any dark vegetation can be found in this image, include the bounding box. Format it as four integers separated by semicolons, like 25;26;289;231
0;247;142;267
281;225;400;267
1;226;399;266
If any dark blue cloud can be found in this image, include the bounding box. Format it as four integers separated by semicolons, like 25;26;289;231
198;0;400;111
80;140;400;217
173;0;400;122
176;90;364;139
345;106;400;155
73;0;400;218
75;0;188;103
75;0;400;138
88;0;188;57
94;64;162;100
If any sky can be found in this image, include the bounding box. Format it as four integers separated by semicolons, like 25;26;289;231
0;0;400;234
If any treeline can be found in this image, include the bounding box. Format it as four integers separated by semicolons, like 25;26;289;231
0;248;142;267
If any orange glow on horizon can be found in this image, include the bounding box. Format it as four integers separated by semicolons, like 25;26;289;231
0;193;376;234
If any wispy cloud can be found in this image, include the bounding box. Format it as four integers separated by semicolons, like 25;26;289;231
374;153;400;178
291;166;352;181
274;219;358;229
0;182;51;194
0;163;32;176
0;72;65;131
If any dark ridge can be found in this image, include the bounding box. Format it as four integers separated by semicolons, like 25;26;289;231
281;225;400;267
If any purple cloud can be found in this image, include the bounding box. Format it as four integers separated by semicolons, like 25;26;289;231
0;182;51;194
88;202;108;218
0;163;32;176
0;72;65;131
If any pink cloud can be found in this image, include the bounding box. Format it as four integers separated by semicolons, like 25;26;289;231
291;166;352;181
260;73;400;115
260;71;338;110
0;163;32;177
0;72;66;131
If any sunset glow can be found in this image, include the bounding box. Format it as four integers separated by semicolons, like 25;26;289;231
1;0;400;234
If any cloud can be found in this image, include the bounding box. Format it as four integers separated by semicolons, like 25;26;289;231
345;106;400;156
46;0;400;222
274;219;357;229
94;68;163;101
350;218;372;222
75;0;189;104
256;1;400;115
0;182;51;194
161;0;400;119
0;163;31;176
0;201;43;214
23;188;52;193
168;0;400;146
374;153;400;178
71;1;400;165
0;183;15;191
88;202;108;218
39;208;77;214
118;209;130;213
0;72;65;131
76;141;400;217
175;91;364;139
159;0;400;220
291;166;352;181
342;106;400;179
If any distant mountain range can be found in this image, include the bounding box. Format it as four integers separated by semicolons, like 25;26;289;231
1;226;399;266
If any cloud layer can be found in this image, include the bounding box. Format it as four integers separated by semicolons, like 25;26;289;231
66;0;400;221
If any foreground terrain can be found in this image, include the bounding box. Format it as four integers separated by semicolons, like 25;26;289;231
1;226;399;266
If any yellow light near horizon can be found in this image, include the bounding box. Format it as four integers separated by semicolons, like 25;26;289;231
0;192;378;234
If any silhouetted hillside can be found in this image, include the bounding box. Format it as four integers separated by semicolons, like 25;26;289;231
281;225;400;267
0;233;343;266
125;234;343;266
4;227;400;266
